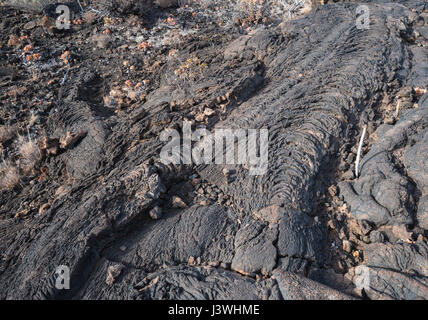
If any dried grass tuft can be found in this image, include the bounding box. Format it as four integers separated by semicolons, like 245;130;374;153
18;138;41;174
0;161;20;191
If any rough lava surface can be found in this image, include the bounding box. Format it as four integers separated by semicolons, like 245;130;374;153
0;0;427;299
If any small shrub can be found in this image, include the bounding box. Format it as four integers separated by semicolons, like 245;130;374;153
18;138;41;175
0;161;20;191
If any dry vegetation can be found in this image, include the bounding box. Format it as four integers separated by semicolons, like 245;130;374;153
18;137;41;174
0;125;15;143
0;160;20;191
0;132;41;191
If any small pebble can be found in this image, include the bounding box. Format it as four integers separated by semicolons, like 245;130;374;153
172;196;187;208
149;206;162;220
342;240;352;253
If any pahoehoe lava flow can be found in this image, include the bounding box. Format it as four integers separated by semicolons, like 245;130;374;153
0;0;427;300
